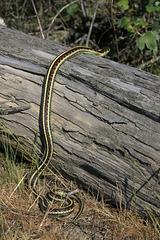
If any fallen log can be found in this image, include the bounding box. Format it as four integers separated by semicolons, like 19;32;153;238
0;26;160;216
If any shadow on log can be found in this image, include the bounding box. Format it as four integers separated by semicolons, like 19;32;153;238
0;26;160;217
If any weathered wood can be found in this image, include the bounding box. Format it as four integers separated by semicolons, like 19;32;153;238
0;26;160;216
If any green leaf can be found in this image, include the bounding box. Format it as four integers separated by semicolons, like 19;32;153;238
115;16;130;28
152;21;159;31
137;37;145;51
134;18;147;29
117;0;129;10
146;2;160;12
66;3;79;16
146;5;157;12
137;31;159;51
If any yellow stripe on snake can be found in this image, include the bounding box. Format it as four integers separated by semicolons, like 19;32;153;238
29;46;110;231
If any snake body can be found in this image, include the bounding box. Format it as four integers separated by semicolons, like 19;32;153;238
29;46;110;231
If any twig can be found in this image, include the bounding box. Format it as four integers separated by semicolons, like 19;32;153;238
80;0;86;18
3;220;17;237
66;189;79;199
9;175;27;199
80;0;89;18
138;56;160;69
46;0;79;38
31;0;45;39
86;0;99;47
108;0;120;61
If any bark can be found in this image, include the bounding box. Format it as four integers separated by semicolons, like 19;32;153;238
0;26;160;216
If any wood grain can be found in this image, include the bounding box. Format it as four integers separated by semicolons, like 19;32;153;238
0;26;160;216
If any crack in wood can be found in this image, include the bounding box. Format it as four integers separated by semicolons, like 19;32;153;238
70;73;160;123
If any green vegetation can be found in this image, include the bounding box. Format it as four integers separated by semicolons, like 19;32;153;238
0;0;159;75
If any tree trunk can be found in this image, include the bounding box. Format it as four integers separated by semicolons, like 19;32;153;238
0;26;160;216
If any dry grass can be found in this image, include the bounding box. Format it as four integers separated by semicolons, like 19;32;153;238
0;151;159;240
0;125;159;240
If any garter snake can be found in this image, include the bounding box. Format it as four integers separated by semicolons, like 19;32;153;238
29;46;110;231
